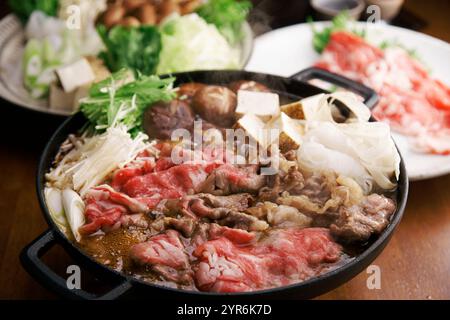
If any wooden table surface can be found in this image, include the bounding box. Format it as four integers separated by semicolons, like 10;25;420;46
0;0;449;300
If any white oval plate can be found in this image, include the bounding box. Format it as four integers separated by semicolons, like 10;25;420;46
245;22;450;181
0;14;253;117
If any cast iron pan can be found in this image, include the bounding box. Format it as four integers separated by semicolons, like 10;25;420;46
21;67;408;300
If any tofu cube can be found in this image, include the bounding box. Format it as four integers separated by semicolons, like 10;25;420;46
236;90;280;121
266;112;304;152
237;113;270;148
49;83;75;111
73;85;90;110
280;101;305;120
56;58;95;93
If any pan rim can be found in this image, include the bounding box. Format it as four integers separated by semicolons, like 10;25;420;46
35;69;409;298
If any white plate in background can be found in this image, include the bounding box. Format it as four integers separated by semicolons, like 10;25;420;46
246;22;450;181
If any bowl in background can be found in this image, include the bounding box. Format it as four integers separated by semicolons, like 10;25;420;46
310;0;366;20
365;0;404;21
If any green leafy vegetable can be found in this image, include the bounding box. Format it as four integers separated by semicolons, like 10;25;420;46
80;69;176;136
309;12;365;53
97;25;162;76
157;13;239;74
8;0;59;23
196;0;251;45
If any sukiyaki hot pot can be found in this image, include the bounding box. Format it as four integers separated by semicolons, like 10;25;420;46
22;68;408;299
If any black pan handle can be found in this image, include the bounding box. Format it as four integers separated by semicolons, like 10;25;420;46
291;67;379;109
20;230;133;300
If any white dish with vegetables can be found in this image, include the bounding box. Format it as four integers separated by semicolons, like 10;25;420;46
246;19;450;181
0;0;253;116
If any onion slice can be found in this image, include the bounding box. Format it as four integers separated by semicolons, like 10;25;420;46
61;189;85;242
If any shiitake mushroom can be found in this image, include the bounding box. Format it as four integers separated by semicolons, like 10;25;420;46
178;82;205;100
192;85;237;128
143;100;195;140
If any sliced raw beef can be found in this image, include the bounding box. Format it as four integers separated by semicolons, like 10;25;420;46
79;147;267;235
79;163;214;234
121;164;213;205
130;230;193;284
80;190;128;235
193;227;342;292
208;224;257;244
316;31;450;154
80;185;152;234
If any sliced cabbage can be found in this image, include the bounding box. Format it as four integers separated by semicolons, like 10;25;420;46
298;140;374;194
328;91;371;123
301;94;333;122
338;121;400;190
156;13;239;74
298;120;400;192
25;11;66;42
300;92;370;123
61;189;85;242
58;0;106;55
296;91;400;192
